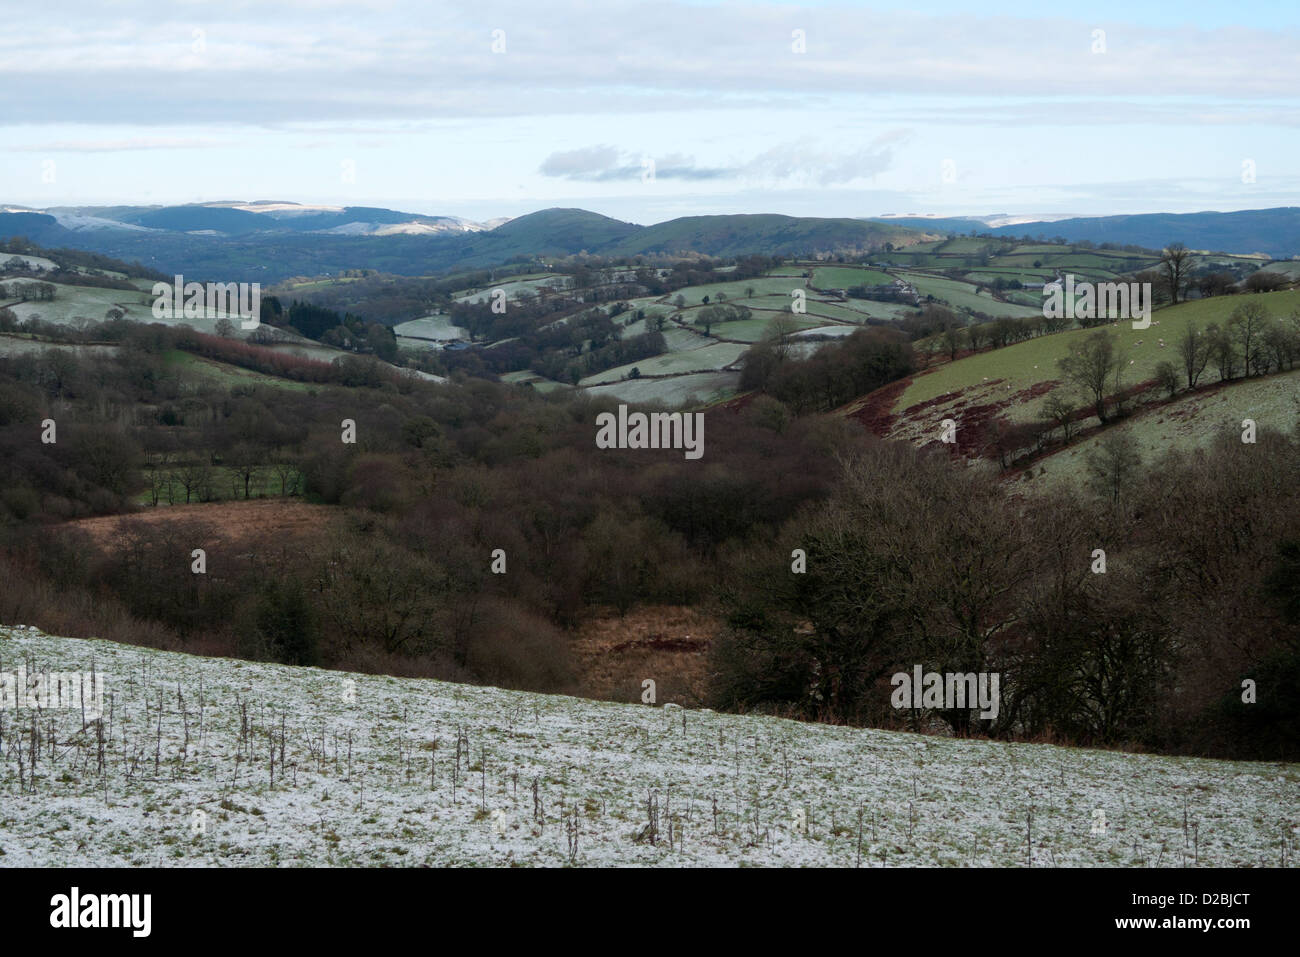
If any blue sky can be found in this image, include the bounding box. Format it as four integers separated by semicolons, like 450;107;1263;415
2;0;1297;224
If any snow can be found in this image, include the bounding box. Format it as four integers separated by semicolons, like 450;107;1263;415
1;254;58;272
227;203;345;215
46;212;158;232
0;624;1294;867
319;219;489;236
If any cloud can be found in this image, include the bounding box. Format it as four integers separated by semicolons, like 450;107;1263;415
744;132;908;185
0;2;1296;126
539;134;906;186
539;146;731;182
7;136;222;152
538;145;628;180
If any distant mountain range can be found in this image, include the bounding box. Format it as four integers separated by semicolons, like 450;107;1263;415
2;201;503;237
872;207;1300;258
0;204;928;281
3;201;1297;282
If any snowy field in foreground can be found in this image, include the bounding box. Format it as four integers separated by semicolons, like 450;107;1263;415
0;625;1295;867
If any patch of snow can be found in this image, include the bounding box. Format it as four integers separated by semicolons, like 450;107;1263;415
2;625;1291;867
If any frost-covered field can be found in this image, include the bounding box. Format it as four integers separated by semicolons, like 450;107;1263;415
0;625;1294;868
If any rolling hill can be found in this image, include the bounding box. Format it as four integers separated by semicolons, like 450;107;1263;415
0;205;935;283
609;214;929;258
847;289;1300;471
874;208;1300;258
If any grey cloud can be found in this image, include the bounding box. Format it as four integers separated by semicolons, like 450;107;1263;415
538;145;625;179
1;2;1297;126
539;147;733;182
539;140;903;185
745;136;905;185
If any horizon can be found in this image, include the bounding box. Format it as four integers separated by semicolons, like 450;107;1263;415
5;199;1297;231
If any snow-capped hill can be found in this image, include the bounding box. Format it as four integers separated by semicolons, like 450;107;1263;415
0;203;497;237
318;218;492;237
46;212;160;232
222;201;347;215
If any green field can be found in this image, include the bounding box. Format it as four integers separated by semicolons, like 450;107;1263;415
1259;261;1300;278
714;314;825;342
580;341;747;385
584;370;739;406
661;324;712;352
668;276;802;305
1032;366;1300;491
5;282;154;327
501;369;569;394
135;463;304;505
887;289;1300;435
934;237;996;253
810;266;892;288
0;335;118;359
162;349;320;393
453;274;569;303
899;272;1042;318
262;340;349;362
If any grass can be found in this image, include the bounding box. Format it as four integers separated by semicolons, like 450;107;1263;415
899;272;1042;318
580;342;747;385
716;315;824;343
811;266;892;288
1031;366;1300;491
453;274;568;303
668;277;803;305
0;335;118;358
134;466;304;506
584;371;739;407
7;283;153;327
162;349;320;393
393;316;469;341
886;289;1300;434
2;624;1293;867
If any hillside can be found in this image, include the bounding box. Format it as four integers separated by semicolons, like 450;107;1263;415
860;289;1300;458
0;245;447;385
610;214;928;257
486;207;641;254
875;208;1300;258
0;205;936;283
2;625;1294;867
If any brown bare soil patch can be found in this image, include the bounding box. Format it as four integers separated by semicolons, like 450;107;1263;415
842;375;912;437
570;604;721;707
61;499;336;549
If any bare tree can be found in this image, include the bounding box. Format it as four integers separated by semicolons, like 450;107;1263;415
1040;392;1078;443
1154;360;1179;398
1177;321;1210;389
1159;243;1192;306
1204;323;1238;382
1057;331;1120;423
940;323;967;361
1085;431;1142;505
1229;301;1269;377
765;314;801;362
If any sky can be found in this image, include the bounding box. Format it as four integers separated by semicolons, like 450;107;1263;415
2;0;1298;225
